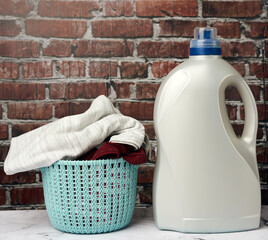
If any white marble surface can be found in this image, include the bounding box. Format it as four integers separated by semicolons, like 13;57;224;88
0;207;268;240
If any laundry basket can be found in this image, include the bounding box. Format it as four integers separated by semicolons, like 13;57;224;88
41;158;139;234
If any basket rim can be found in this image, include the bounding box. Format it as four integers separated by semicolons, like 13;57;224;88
41;157;140;168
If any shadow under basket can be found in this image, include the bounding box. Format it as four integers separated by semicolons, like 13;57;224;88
41;158;139;234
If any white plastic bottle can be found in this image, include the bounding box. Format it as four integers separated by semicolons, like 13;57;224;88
153;27;261;233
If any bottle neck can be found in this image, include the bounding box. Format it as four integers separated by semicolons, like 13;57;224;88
189;55;222;60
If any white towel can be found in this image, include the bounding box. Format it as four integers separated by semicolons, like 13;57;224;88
4;95;146;175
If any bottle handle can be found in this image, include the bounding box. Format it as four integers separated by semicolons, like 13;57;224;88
236;79;258;145
219;74;258;146
218;74;259;179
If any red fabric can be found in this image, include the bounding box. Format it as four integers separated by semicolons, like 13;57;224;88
92;142;133;160
78;142;147;165
122;147;147;165
79;148;97;160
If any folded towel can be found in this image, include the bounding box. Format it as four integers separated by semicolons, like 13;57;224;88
4;95;146;175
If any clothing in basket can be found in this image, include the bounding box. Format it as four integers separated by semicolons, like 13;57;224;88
4;95;148;175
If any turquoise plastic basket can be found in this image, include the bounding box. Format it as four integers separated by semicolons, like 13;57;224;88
41;158;139;234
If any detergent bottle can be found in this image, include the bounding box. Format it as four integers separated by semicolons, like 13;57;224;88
153;27;261;233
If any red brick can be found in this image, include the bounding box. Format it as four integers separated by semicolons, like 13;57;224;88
119;102;154;120
0;0;33;17
12;123;45;137
246;22;268;38
56;61;85;78
56;62;72;77
7;83;37;100
203;0;262;17
143;123;155;140
240;105;244;120
43;40;71;57
138;41;189;58
0;189;5;205
54;102;70;118
89;61;117;78
265;41;268;57
120;62;148;79
230;62;245;77
221;41;257;58
259;160;268;175
68;61;85;77
257;146;268;164
159;20;205;37
69;82;106;99
136;0;197;17
212;22;240;38
0;40;40;58
260;168;268;183
0;83;45;100
226;104;237;121
37;84;46;100
70;101;92;115
0;146;9;162
249;85;261;101
260;169;268;183
22;62;53;79
39;0;100;18
265;85;268;101
92;19;153;38
38;170;43;183
0;20;20;36
257;151;265;164
249;63;268;79
104;0;133;16
240;104;267;121
226;84;260;102
137;165;154;184
225;86;240;101
231;124;244;138
152;61;180;78
73;40;133;57
225;84;260;102
136;83;160;99
8;102;53;120
0;62;19;79
49;83;68;99
258;105;268;121
11;187;44;205
257;126;264;140
0;124;8;140
112;81;134;99
0;104;2;119
0;168;36;184
139;185;152;204
26;19;87;38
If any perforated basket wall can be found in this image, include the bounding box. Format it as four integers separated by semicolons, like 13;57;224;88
41;158;139;234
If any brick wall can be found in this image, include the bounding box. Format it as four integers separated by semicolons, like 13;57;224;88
0;0;267;209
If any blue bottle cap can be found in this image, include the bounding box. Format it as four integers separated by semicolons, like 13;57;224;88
190;27;221;56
